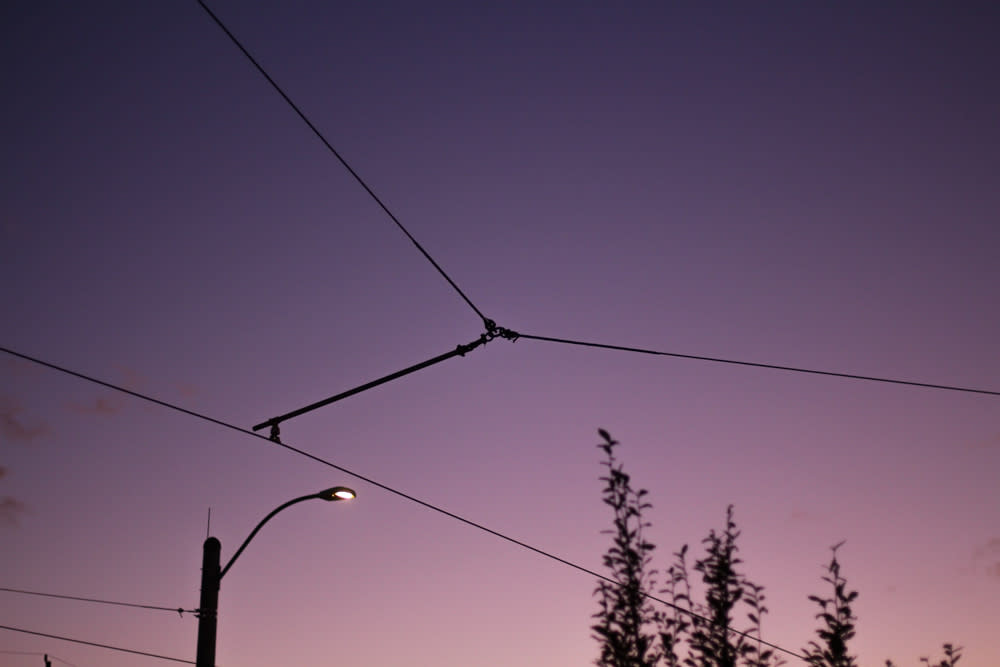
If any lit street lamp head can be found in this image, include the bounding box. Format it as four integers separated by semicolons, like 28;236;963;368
318;486;357;501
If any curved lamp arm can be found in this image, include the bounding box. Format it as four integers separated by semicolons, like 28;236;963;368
219;486;355;580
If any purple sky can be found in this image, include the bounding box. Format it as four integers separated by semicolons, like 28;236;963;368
2;3;999;666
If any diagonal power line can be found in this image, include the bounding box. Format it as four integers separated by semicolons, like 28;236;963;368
0;587;194;616
518;332;1000;397
195;0;489;327
0;344;807;662
192;0;1000;404
0;651;79;667
0;625;193;664
190;2;1000;403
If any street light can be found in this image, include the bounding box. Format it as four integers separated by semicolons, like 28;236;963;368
195;487;356;667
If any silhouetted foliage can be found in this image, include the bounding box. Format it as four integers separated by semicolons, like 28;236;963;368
658;544;692;667
655;506;778;667
803;542;857;667
886;643;963;667
591;430;962;667
592;430;777;667
743;580;776;667
592;429;659;667
687;505;752;667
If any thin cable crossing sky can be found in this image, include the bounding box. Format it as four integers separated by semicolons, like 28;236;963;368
195;0;489;326
0;625;193;665
518;333;1000;397
189;4;1000;403
0;587;193;616
0;344;807;662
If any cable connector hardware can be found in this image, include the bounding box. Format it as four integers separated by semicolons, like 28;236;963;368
482;318;519;342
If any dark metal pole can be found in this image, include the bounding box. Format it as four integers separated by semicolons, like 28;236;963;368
196;537;221;667
252;337;486;434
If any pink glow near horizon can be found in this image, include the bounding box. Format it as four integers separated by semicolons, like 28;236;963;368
2;3;998;667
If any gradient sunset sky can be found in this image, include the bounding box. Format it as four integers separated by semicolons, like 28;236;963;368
2;2;998;666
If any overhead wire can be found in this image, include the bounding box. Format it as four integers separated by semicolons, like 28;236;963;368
0;651;79;667
518;332;1000;397
0;587;193;616
184;1;1000;403
6;4;985;663
194;0;489;327
0;625;192;664
1;344;806;661
189;0;1000;403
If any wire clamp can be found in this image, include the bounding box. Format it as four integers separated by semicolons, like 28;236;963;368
495;325;519;341
456;336;486;356
481;319;519;343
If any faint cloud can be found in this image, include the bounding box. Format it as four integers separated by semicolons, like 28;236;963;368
177;382;198;398
972;538;1000;580
69;395;123;417
0;496;27;526
0;397;50;443
2;357;40;378
975;537;1000;553
1;465;27;526
113;364;147;391
787;509;819;522
970;433;1000;450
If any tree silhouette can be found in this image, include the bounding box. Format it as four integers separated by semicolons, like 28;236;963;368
591;430;961;667
803;542;857;667
592;429;659;667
